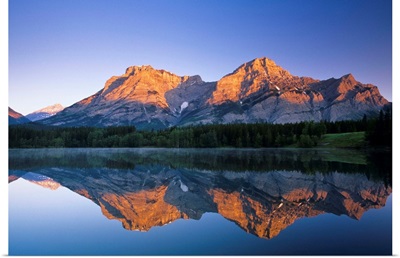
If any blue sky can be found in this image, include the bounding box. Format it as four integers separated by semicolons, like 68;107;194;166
8;0;393;115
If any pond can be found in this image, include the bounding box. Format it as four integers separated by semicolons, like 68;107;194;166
9;148;392;255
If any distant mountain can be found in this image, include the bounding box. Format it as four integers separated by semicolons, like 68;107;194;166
40;57;389;129
9;107;30;125
26;104;64;121
26;104;64;122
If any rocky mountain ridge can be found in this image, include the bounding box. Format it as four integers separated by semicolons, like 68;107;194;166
39;57;389;129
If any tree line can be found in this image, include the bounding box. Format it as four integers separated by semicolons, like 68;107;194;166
9;149;391;185
9;111;391;148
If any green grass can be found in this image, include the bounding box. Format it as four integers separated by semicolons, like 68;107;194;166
318;131;367;148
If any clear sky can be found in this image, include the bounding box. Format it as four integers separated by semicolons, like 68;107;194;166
8;0;392;115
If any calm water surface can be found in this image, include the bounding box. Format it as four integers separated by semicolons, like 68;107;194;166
9;148;392;255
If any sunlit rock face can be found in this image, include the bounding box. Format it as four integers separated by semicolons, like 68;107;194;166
9;164;391;239
100;66;189;108
40;65;207;129
39;57;389;129
209;57;313;105
207;58;388;124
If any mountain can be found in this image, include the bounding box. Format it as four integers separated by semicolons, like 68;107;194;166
9;107;30;125
40;57;389;129
25;104;64;122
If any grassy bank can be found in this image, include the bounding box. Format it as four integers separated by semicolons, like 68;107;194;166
318;132;366;148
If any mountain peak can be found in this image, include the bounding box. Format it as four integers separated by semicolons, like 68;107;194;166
333;73;359;94
34;103;64;113
248;56;276;66
241;57;291;77
25;104;65;122
341;73;356;81
124;65;156;76
210;57;294;104
123;65;181;79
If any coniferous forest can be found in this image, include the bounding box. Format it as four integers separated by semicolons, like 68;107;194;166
9;110;391;149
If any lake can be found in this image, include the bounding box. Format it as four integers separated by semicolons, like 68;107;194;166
9;148;392;255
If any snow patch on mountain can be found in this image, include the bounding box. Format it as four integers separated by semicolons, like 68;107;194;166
180;102;188;113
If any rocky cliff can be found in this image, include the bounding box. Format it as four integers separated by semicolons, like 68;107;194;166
39;57;389;129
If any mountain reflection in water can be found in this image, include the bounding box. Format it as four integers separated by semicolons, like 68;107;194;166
9;148;392;239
